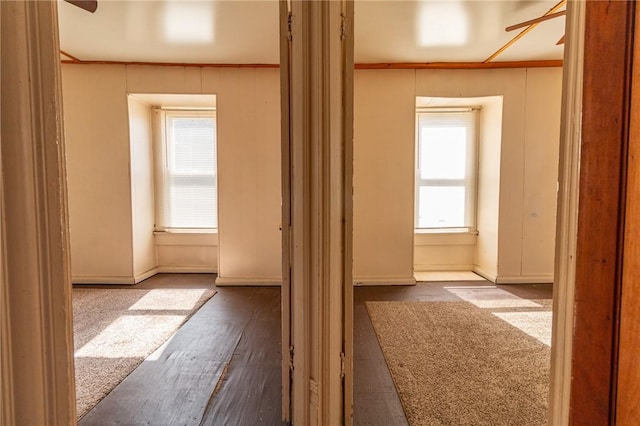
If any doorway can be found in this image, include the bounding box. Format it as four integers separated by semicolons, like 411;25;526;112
4;0;636;424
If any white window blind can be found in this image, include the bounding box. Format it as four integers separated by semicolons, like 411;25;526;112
415;110;478;229
156;110;217;230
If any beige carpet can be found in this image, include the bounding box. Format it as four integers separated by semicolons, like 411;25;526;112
73;288;216;418
366;300;551;426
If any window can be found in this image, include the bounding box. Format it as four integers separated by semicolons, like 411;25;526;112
415;109;478;230
155;110;217;231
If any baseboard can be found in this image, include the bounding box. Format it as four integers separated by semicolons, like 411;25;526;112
73;267;220;284
134;267;158;283
353;276;417;286
72;275;136;285
473;267;498;283
414;264;474;272
495;275;554;284
156;266;217;274
215;276;282;286
472;267;554;284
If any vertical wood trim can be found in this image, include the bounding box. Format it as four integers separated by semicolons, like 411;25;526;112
617;4;640;423
278;0;292;421
288;1;351;424
0;1;75;423
0;217;15;425
0;5;16;417
323;0;343;422
571;1;635;424
549;1;584;424
342;1;355;425
289;2;311;421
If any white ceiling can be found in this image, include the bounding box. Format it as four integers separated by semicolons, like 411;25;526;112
57;0;565;64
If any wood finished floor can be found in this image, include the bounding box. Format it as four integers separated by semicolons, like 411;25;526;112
76;274;552;425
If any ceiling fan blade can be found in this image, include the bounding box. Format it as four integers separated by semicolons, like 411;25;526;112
557;35;565;45
63;0;97;13
506;10;566;32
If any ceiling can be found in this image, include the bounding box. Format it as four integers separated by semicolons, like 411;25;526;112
57;0;566;64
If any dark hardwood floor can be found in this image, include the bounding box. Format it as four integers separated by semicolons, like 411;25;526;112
76;274;552;425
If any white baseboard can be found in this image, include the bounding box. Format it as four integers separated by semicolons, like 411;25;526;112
414;264;474;272
72;275;136;285
353;276;417;286
495;275;554;284
472;267;554;284
156;266;217;274
215;276;282;286
73;267;220;284
134;267;158;283
473;267;498;283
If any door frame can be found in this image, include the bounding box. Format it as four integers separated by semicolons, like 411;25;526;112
0;1;76;423
617;4;640;422
548;0;584;423
280;0;354;424
279;0;292;421
564;1;637;424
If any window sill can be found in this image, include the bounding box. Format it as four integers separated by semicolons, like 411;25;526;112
414;229;477;246
154;231;218;246
415;228;478;234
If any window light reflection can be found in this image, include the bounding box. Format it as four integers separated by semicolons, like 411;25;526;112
417;1;469;47
163;1;215;44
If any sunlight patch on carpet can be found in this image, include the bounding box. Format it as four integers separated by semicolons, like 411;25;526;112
492;311;552;346
73;287;216;419
75;315;185;358
128;288;210;310
445;286;542;308
366;299;551;425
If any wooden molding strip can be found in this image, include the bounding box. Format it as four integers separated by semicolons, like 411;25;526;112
506;10;566;32
60;49;81;62
60;59;280;68
60;58;562;70
355;60;562;69
485;0;567;63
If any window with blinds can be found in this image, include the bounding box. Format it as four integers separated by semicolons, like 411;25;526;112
155;110;217;231
415;109;478;230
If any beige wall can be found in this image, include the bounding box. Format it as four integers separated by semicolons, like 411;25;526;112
353;70;416;284
62;64;282;284
414;232;477;271
475;97;503;278
127;96;156;281
208;69;282;284
63;64;561;285
521;68;562;278
62;65;134;283
353;67;563;283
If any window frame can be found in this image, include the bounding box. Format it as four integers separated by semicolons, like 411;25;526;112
414;107;479;232
153;108;218;232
